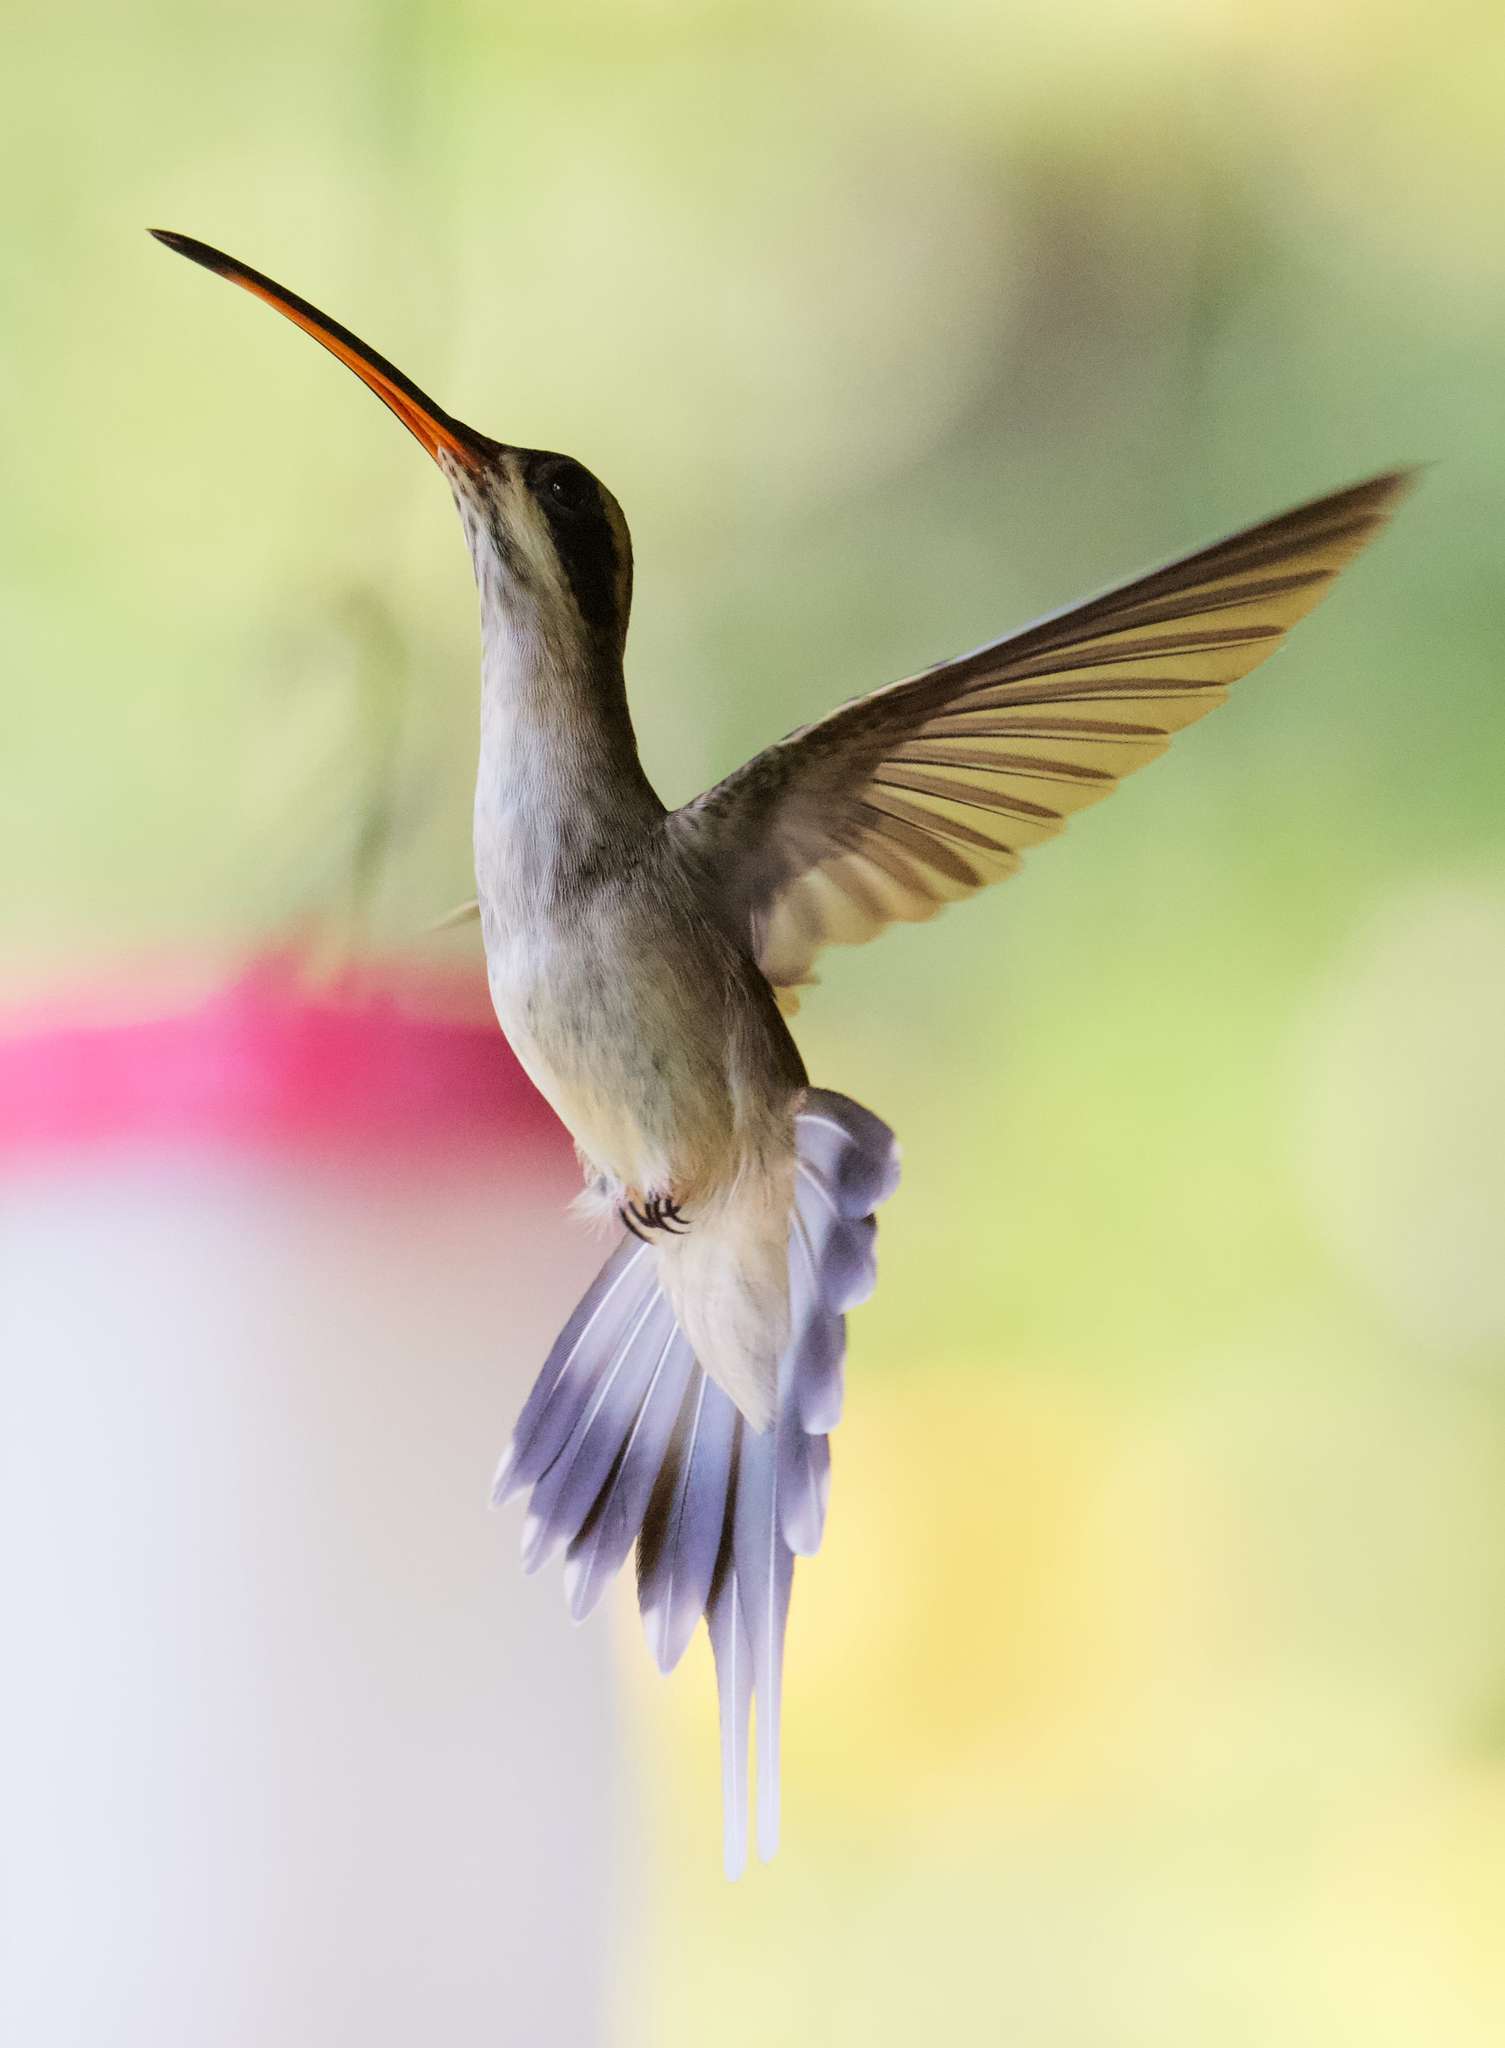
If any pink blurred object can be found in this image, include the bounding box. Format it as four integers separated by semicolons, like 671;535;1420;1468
0;953;621;2048
0;950;560;1160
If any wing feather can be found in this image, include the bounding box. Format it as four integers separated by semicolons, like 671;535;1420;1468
671;470;1412;1001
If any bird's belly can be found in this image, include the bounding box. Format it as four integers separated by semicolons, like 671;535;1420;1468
482;923;696;1195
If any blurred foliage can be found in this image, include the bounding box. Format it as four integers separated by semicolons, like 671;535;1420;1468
6;0;1505;2040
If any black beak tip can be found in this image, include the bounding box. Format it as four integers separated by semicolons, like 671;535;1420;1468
149;229;228;275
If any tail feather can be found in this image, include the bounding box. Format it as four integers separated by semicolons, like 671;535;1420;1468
562;1325;696;1620
787;1225;845;1433
777;1219;833;1553
796;1090;902;1218
776;1398;830;1556
637;1371;741;1674
707;1552;754;1881
492;1239;657;1504
493;1087;900;1874
731;1413;795;1863
520;1290;675;1574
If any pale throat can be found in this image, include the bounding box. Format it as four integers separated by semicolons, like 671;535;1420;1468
468;529;662;906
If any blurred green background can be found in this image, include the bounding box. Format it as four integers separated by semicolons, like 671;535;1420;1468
7;0;1505;2038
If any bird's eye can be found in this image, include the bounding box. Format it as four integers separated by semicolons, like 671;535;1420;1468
539;459;594;517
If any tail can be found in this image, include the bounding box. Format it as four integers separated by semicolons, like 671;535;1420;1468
491;1088;900;1878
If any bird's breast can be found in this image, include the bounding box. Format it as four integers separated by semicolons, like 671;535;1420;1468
474;878;685;1186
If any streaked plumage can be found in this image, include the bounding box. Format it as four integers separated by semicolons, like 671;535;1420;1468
152;228;1412;1875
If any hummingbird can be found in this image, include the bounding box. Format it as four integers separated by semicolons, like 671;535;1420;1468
151;229;1411;1878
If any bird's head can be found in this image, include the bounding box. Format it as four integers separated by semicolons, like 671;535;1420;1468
150;232;634;668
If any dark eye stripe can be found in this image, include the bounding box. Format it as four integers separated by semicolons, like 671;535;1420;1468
525;451;621;637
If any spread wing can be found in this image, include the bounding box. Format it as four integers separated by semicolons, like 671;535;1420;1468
670;470;1411;1006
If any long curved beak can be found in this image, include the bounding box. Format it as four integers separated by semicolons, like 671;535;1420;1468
150;230;487;468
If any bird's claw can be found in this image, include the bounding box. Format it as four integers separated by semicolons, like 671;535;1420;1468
620;1191;690;1238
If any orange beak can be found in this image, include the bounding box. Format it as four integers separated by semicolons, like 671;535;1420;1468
150;230;487;469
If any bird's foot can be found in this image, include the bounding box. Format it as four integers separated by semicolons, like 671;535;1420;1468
620;1189;691;1238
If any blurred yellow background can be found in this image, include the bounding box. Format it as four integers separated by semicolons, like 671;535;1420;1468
7;0;1505;2039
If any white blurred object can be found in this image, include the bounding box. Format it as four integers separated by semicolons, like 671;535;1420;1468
0;965;619;2046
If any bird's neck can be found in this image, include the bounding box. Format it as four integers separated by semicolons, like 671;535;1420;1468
473;602;663;908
